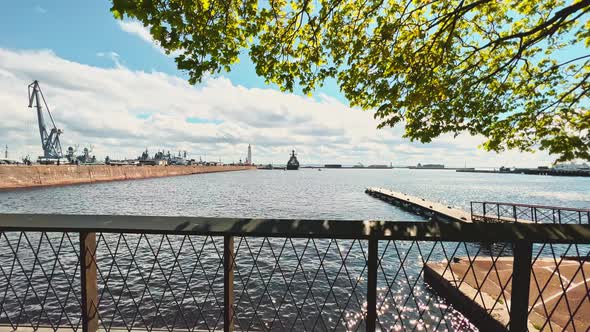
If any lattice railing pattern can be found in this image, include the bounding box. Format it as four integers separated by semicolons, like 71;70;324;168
0;231;82;330
529;243;590;331
0;229;588;331
231;237;368;331
93;233;224;331
377;241;510;331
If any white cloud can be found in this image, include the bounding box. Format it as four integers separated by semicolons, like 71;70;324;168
117;21;153;45
0;48;554;167
117;20;181;57
96;51;122;67
34;5;47;14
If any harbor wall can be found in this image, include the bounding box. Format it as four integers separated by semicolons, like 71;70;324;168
0;165;256;190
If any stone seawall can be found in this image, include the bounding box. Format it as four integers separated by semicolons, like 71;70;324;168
0;165;256;190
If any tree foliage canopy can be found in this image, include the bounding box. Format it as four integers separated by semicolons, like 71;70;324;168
111;0;590;161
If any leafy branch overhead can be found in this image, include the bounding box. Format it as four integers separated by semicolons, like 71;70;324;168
111;0;590;161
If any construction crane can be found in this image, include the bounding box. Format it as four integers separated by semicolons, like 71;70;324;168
28;80;63;161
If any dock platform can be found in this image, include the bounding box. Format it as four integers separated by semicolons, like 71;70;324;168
365;187;472;222
424;258;590;331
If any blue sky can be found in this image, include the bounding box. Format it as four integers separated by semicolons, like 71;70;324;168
0;1;559;166
1;2;217;84
0;1;342;98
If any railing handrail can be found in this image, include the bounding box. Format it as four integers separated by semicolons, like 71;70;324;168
1;213;589;331
470;201;590;213
0;213;589;243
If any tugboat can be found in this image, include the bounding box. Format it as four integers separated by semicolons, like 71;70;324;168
286;150;300;170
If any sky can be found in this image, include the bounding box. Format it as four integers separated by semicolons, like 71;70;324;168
0;1;558;167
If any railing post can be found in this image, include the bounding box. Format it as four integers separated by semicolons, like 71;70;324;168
509;240;532;332
513;205;517;223
224;235;234;332
80;232;98;332
366;237;378;332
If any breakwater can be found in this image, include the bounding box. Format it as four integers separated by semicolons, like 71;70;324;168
0;164;255;190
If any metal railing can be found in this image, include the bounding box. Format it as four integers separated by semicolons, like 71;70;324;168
470;201;590;224
0;214;589;331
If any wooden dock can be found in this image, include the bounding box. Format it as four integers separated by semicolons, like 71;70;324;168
365;187;472;222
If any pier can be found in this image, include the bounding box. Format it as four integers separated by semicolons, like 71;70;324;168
366;187;590;225
365;187;472;222
366;187;590;331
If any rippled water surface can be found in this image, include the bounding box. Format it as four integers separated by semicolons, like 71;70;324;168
0;169;588;331
1;168;588;217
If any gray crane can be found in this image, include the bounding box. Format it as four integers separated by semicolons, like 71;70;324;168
28;80;63;161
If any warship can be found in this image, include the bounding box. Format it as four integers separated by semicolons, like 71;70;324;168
287;150;299;170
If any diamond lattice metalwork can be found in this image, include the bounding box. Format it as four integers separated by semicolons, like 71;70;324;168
0;224;587;332
231;237;368;331
529;243;590;331
0;231;82;330
93;233;224;331
377;240;514;331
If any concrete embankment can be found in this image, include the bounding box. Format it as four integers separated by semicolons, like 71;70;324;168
425;257;590;331
0;165;256;190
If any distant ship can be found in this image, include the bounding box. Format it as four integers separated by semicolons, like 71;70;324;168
287;150;299;170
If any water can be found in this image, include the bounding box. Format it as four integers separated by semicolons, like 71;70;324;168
0;169;588;331
1;169;588;217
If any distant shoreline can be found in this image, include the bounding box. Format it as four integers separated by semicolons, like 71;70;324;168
267;165;590;177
